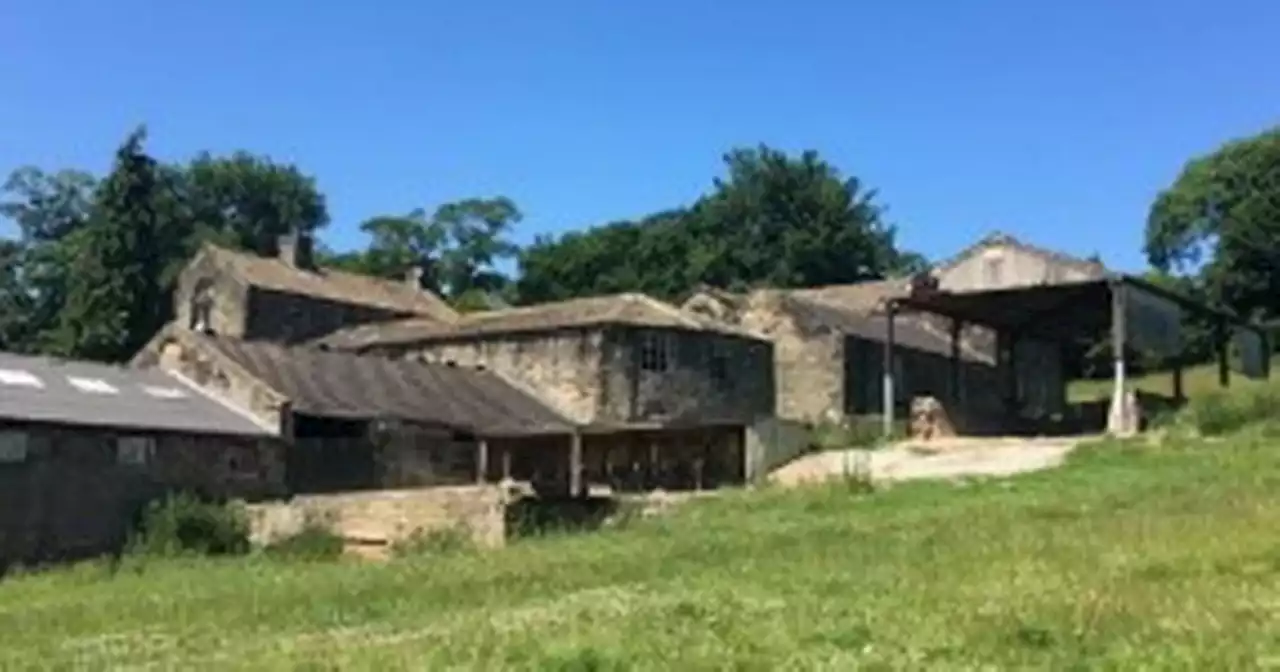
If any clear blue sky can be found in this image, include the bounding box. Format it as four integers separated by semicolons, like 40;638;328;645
2;0;1277;273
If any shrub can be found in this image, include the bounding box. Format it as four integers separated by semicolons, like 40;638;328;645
263;514;344;562
1180;379;1280;436
129;492;250;558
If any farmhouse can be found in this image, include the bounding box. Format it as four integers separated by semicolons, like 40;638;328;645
0;351;281;568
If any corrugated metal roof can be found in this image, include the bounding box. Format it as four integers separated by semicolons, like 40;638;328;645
0;351;274;437
191;335;576;437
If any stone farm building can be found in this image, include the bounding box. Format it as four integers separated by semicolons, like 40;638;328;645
316;292;777;492
175;232;458;344
0;351;281;568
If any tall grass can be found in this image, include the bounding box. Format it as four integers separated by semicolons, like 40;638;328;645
5;387;1280;668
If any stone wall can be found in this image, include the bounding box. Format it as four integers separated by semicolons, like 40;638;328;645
0;423;284;568
598;327;774;426
246;484;506;550
173;251;251;337
400;330;604;423
734;293;844;423
149;335;288;432
244;287;409;344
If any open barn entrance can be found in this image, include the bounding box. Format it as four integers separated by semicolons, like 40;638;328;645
882;275;1270;437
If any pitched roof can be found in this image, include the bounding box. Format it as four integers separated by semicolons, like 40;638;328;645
0;351;273;437
189;334;574;437
781;295;990;362
931;231;1108;276
316;292;761;350
203;244;459;322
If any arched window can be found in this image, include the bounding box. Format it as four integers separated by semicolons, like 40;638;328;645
189;278;214;333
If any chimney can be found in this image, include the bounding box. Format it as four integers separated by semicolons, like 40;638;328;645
405;264;424;289
276;230;314;270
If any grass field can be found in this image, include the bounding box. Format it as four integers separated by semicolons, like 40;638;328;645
1067;357;1275;402
6;420;1280;669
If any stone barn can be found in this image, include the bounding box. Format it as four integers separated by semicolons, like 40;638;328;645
0;351;281;569
134;328;581;495
316;292;777;493
172;232;458;345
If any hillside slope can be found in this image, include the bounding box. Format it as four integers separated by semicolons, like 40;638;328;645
4;428;1280;668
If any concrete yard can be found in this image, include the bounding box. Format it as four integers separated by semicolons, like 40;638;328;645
769;436;1087;487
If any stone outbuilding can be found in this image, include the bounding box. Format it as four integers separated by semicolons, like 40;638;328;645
0;350;281;568
134;328;581;495
315;292;777;492
172;232;458;345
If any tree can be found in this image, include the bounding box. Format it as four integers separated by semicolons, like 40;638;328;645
182;151;329;255
49;128;183;361
1145;127;1280;324
516;145;923;303
329;197;521;307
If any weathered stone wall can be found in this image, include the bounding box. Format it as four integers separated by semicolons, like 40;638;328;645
598;327;774;425
936;241;1103;292
244;287;409;344
149;335;288;433
172;252;251;338
0;423;284;568
246;484;506;550
392;330;606;423
734;294;844;423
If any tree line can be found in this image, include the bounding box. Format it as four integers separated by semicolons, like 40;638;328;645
2;124;1277;365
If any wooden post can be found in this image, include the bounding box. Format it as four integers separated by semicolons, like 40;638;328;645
949;318;963;403
476;439;489;484
1217;319;1231;388
569;432;583;497
883;301;897;438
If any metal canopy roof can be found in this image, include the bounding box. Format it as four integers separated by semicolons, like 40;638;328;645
889;275;1265;344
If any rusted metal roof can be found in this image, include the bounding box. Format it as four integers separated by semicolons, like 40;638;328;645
190;334;575;437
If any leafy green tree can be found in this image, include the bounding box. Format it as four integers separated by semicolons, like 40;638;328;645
516;145;922;303
49;128;183;361
182;151;330;255
1145;127;1280;324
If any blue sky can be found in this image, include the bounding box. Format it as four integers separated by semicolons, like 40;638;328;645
2;0;1277;273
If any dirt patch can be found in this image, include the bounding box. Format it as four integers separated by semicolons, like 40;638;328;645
769;436;1087;487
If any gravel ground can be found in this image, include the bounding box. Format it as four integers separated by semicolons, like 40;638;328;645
769;436;1086;487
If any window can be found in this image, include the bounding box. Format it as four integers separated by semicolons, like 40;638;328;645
708;343;729;384
116;436;155;466
640;332;673;372
0;431;28;463
68;377;119;395
0;369;43;388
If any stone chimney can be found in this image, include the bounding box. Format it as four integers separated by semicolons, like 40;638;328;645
405;264;424;289
276;230;314;270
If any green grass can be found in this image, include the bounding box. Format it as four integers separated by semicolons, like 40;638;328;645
1067;356;1277;403
6;429;1280;669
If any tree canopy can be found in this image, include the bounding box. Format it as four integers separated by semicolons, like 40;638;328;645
1145;127;1280;323
516;145;924;304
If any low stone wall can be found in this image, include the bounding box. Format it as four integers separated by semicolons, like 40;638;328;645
245;485;506;550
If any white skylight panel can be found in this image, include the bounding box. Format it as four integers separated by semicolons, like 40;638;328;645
67;377;120;394
0;369;44;388
142;385;188;399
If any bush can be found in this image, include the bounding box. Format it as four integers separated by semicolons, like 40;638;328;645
1180;379;1280;436
129;492;250;558
263;514;344;562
